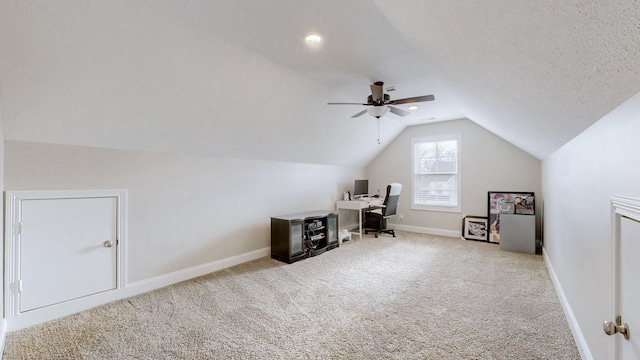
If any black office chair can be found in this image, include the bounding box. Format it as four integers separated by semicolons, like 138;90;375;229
364;183;402;238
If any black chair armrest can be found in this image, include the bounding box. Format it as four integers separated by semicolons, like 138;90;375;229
364;205;384;212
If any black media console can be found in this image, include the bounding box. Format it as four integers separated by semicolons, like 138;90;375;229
270;210;339;264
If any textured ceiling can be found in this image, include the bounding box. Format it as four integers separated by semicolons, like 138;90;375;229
1;0;639;166
376;0;640;159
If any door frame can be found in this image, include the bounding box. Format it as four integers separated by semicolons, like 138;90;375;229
4;189;127;327
609;195;640;359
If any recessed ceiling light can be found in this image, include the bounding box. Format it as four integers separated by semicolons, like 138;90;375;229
305;34;322;44
408;105;418;110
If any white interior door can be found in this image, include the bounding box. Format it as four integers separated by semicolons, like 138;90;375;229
20;197;118;312
619;216;640;359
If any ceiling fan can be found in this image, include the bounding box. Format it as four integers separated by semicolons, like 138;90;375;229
327;81;435;119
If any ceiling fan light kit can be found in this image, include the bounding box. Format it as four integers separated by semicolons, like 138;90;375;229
367;106;390;119
328;81;435;120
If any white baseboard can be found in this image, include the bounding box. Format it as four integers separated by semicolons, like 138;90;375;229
394;224;461;238
339;222;359;232
0;318;6;359
5;247;270;332
341;222;461;239
543;248;592;360
127;247;270;294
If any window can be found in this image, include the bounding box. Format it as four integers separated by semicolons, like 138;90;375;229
412;134;461;212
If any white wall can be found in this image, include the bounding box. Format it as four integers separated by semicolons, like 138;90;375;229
0;1;404;168
542;92;640;359
4;141;363;283
0;100;5;339
367;119;542;236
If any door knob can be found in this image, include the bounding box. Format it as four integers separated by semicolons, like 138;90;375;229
103;240;114;248
603;315;630;340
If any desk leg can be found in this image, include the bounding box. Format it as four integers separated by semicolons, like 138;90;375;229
358;207;363;240
336;205;364;241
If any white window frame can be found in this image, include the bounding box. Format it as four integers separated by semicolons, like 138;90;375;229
411;133;462;213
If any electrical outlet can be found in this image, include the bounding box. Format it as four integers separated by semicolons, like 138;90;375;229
399;213;404;220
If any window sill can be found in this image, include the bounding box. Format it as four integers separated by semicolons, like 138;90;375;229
411;205;461;213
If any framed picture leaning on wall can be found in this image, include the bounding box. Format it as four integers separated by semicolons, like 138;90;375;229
462;216;488;242
487;192;535;243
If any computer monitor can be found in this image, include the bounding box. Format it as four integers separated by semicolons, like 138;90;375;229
354;179;369;198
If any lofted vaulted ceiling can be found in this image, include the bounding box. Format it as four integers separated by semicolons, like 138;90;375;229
1;1;639;167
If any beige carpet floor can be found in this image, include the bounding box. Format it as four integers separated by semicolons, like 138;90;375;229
3;232;580;359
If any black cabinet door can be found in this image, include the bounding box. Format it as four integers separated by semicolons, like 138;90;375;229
326;214;338;245
289;221;304;256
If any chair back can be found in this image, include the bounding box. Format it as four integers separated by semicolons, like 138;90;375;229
382;183;402;216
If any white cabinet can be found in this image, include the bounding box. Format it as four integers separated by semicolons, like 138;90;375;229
5;189;127;330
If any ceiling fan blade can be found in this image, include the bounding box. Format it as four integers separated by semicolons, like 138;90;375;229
370;82;384;102
351;109;368;118
327;102;369;105
388;94;435;105
388;106;410;117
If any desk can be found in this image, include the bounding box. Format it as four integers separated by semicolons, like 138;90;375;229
336;198;384;240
